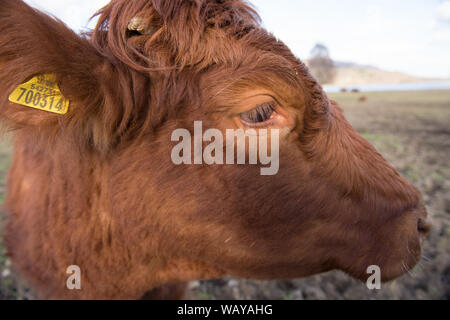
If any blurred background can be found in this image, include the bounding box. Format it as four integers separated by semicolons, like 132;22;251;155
0;0;449;300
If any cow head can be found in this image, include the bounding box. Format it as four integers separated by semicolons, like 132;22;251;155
0;0;431;289
85;0;431;283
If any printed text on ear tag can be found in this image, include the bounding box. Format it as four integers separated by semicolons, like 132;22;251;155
8;74;69;115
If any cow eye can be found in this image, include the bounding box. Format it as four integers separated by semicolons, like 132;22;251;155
240;102;275;124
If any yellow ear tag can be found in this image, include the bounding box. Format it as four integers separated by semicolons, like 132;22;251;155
8;74;69;115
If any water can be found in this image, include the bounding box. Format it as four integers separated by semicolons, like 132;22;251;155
324;81;450;93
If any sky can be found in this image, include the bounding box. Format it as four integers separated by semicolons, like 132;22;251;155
24;0;450;79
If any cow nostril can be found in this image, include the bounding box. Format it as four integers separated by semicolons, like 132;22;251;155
417;217;432;237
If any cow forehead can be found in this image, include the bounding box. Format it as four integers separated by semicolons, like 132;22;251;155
92;0;272;71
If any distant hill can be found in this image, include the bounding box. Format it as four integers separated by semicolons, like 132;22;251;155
307;60;441;86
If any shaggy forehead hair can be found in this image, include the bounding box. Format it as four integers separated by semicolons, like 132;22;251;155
91;0;262;71
85;0;329;153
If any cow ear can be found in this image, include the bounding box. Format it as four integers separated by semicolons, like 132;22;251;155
0;0;103;129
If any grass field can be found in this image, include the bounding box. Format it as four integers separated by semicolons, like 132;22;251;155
0;90;449;300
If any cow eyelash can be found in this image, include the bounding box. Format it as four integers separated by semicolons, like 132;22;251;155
239;102;276;126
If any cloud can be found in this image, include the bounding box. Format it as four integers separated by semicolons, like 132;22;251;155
433;1;450;42
437;1;450;22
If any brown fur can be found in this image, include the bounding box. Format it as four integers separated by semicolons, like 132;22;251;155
0;0;429;299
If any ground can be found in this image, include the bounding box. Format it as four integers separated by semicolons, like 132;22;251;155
0;90;449;300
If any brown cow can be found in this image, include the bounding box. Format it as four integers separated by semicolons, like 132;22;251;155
0;0;431;299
